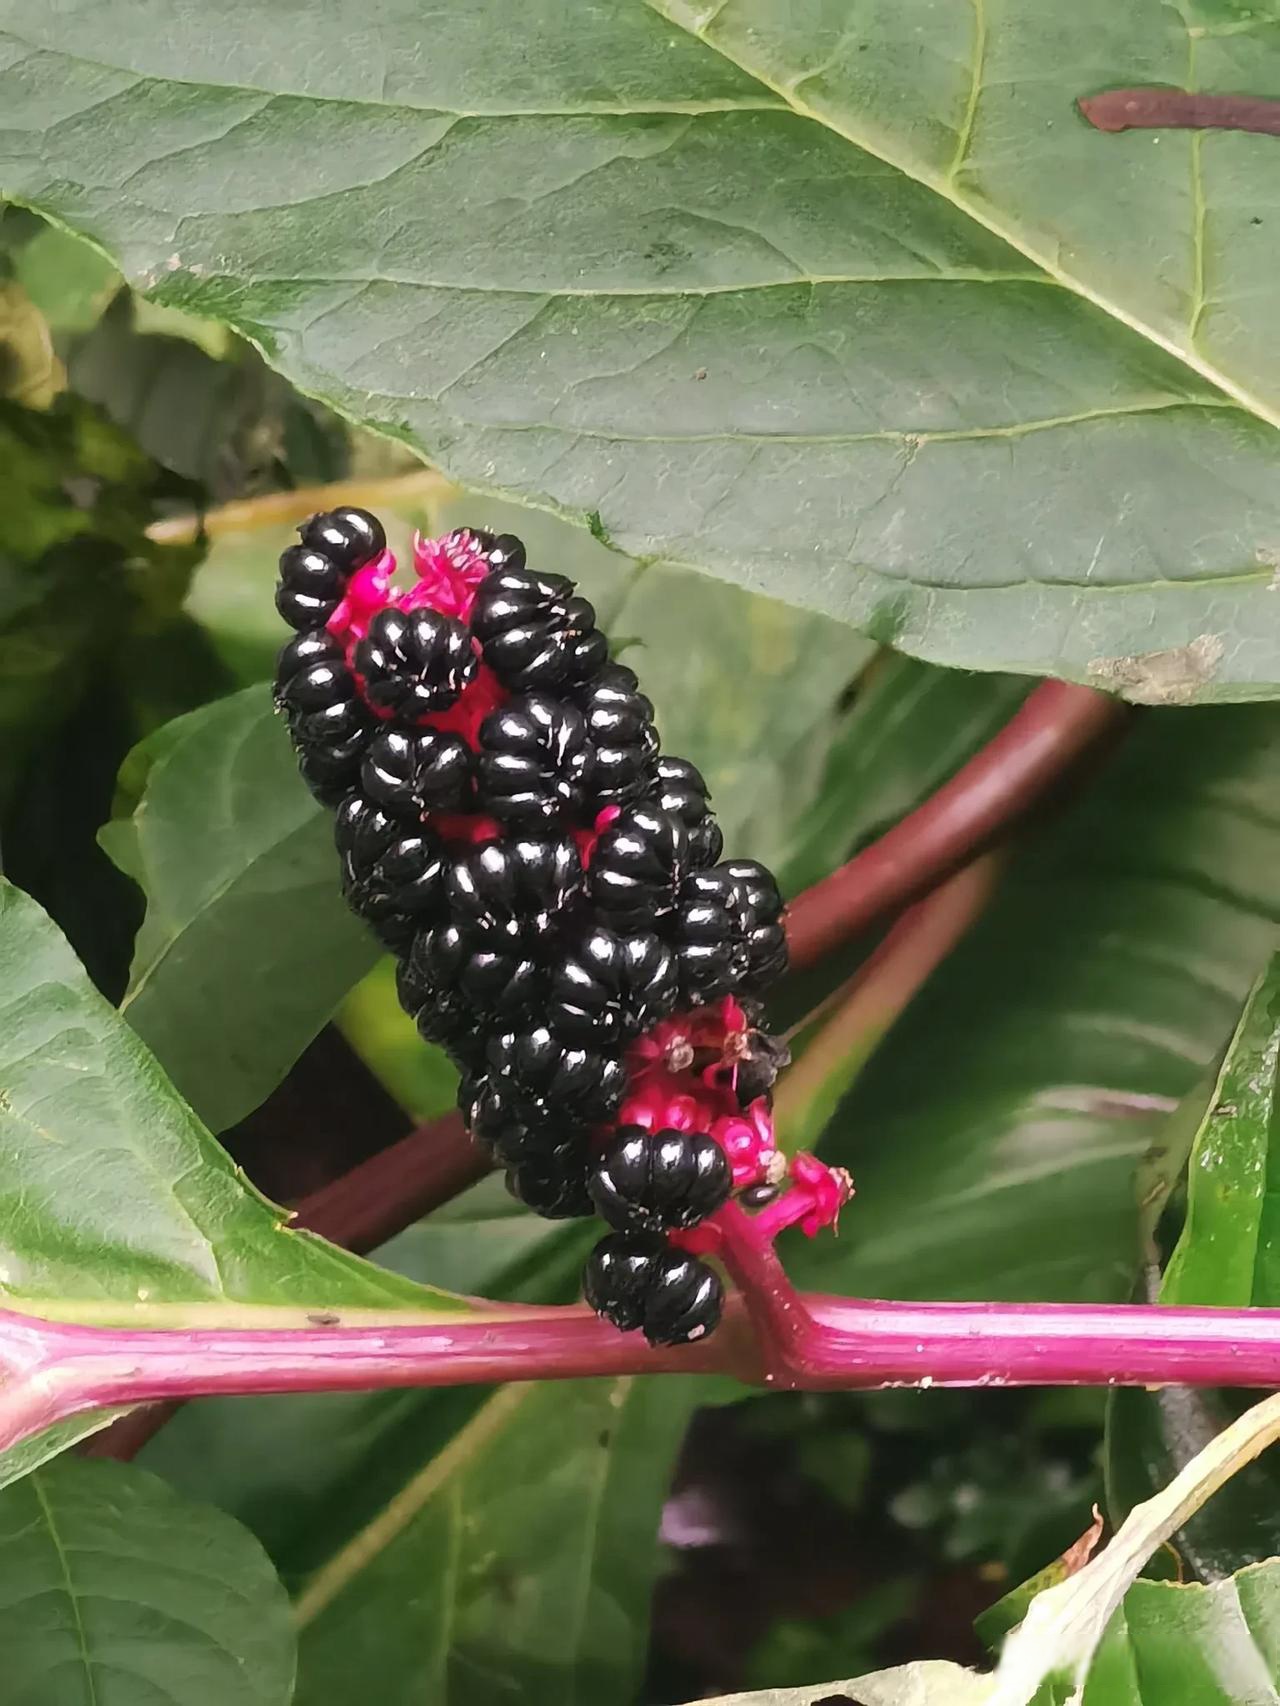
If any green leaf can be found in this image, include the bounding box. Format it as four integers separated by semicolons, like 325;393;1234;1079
0;1457;295;1706
1106;958;1280;1580
779;656;1029;895
1163;954;1280;1308
5;4;1280;694
792;704;1280;1303
1080;1565;1280;1705
100;687;379;1132
993;1391;1280;1703
293;1374;703;1706
9;219;119;336
0;879;464;1485
69;291;347;496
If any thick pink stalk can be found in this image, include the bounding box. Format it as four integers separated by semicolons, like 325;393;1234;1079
16;1284;1280;1464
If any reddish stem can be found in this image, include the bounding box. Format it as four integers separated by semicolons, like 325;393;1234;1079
1079;87;1280;137
785;680;1122;972
20;1290;1280;1463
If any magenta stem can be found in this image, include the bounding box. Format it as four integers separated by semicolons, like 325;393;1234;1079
12;1290;1280;1463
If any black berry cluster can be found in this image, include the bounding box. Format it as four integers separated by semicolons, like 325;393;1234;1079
274;512;791;1347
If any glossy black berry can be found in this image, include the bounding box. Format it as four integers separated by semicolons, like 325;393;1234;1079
354;606;478;720
396;969;483;1065
361;727;471;818
547;926;677;1046
484;533;527;574
650;755;723;867
471;561;608;692
721;858;788;990
447;835;583;948
334;791;397;867
339;803;448;949
275;545;346;630
274;628;343;704
486;1025;626;1130
277;655;355;720
298;506;386;571
576;664;659;807
589;1126;731;1233
476;692;593;826
506;1143;594;1219
583;1233;724;1345
643;1247;724;1345
295;734;371;807
590;803;691;924
401;921;541;1024
671;865;752;1003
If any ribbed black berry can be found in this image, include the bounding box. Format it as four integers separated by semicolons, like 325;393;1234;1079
589;1126;731;1233
337;796;448;950
401;920;541;1025
274;507;384;632
447;835;583;947
354;606;478;721
583;1233;724;1346
277;648;376;807
361;727;472;818
275;547;345;630
274;628;343;703
576;664;659;807
298;506;386;571
476;692;593;826
589;803;691;924
721;858;788;990
650;756;723;868
505;1143;594;1219
484;533;526;575
547;925;678;1047
471;561;608;692
395;964;484;1064
486;1025;626;1130
670;865;752;1003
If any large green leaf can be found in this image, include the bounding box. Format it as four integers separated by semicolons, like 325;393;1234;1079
100;687;379;1133
293;1374;702;1706
3;3;1279;695
0;880;465;1481
0;1458;296;1706
791;703;1280;1303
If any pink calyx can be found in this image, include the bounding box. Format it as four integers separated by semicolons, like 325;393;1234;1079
709;1097;779;1189
410;528;493;621
327;549;397;643
751;1153;854;1241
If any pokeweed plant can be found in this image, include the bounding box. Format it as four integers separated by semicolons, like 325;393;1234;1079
2;0;1280;1701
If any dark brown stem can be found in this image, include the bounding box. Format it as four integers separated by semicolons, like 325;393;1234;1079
785;680;1123;972
1079;87;1280;137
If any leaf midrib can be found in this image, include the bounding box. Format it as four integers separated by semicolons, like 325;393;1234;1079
31;1474;101;1706
651;0;1280;434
